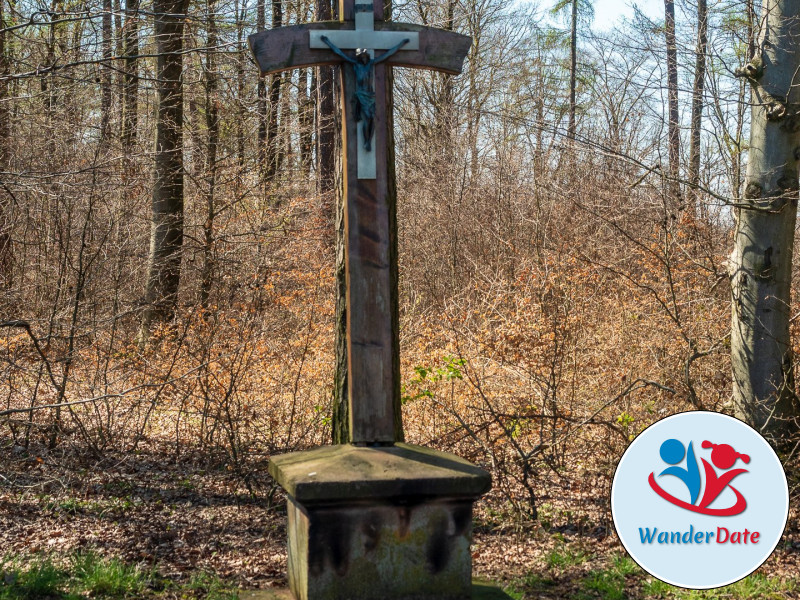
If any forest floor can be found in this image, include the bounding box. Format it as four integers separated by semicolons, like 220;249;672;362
0;443;798;599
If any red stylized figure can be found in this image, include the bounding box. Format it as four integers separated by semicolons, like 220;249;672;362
648;439;750;516
697;441;749;510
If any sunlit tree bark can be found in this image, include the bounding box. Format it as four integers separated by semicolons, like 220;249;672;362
139;0;190;339
731;0;800;442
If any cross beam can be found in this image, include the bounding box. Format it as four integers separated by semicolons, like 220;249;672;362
308;5;419;53
249;0;470;444
249;23;470;78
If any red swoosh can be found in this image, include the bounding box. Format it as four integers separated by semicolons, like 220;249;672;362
648;472;747;516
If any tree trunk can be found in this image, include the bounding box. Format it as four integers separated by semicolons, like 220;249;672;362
731;0;800;443
688;0;707;211
201;0;219;309
113;0;123;63
264;0;283;183
733;72;746;199
748;0;757;63
257;0;267;183
567;0;577;140
316;0;336;200
731;0;758;201
121;0;139;155
100;0;113;144
139;0;189;338
299;68;313;177
664;0;681;207
0;0;6;163
43;6;57;158
0;0;11;288
235;0;245;171
433;0;455;157
468;44;480;182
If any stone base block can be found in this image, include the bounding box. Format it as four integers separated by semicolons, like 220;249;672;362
288;497;473;600
238;580;515;600
269;443;492;600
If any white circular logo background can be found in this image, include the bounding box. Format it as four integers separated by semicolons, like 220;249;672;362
611;411;788;589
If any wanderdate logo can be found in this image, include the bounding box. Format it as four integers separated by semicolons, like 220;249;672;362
648;438;750;516
611;412;788;589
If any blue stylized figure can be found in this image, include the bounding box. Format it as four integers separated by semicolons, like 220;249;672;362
658;439;701;505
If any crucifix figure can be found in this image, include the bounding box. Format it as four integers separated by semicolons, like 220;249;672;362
250;0;471;445
320;35;409;151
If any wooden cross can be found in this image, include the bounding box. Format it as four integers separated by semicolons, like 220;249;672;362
249;0;470;444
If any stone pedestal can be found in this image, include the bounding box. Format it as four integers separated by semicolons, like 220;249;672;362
269;443;491;600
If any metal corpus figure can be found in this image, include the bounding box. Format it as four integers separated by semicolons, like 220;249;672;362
321;35;409;150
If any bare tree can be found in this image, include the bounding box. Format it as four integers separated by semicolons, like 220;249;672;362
315;0;336;198
121;0;140;155
264;0;283;183
0;0;11;289
568;0;578;140
731;0;800;441
552;0;592;141
200;0;220;309
664;0;681;205
688;0;708;210
298;68;314;175
257;0;268;182
139;0;190;339
100;0;113;144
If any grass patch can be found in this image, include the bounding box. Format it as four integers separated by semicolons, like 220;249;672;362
580;569;626;600
0;556;70;600
642;572;798;599
506;571;557;597
642;577;673;597
71;551;149;597
0;552;237;599
609;554;639;577
522;572;557;592
575;553;641;599
499;584;524;600
544;541;589;570
185;571;239;600
40;496;136;519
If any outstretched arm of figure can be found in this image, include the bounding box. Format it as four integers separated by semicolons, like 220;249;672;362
321;36;356;63
373;38;410;64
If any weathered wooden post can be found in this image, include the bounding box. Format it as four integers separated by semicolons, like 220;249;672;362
250;3;491;599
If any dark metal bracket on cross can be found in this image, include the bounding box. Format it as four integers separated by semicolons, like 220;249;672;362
249;0;470;444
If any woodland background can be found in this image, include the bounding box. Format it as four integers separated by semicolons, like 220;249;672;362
0;0;798;597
